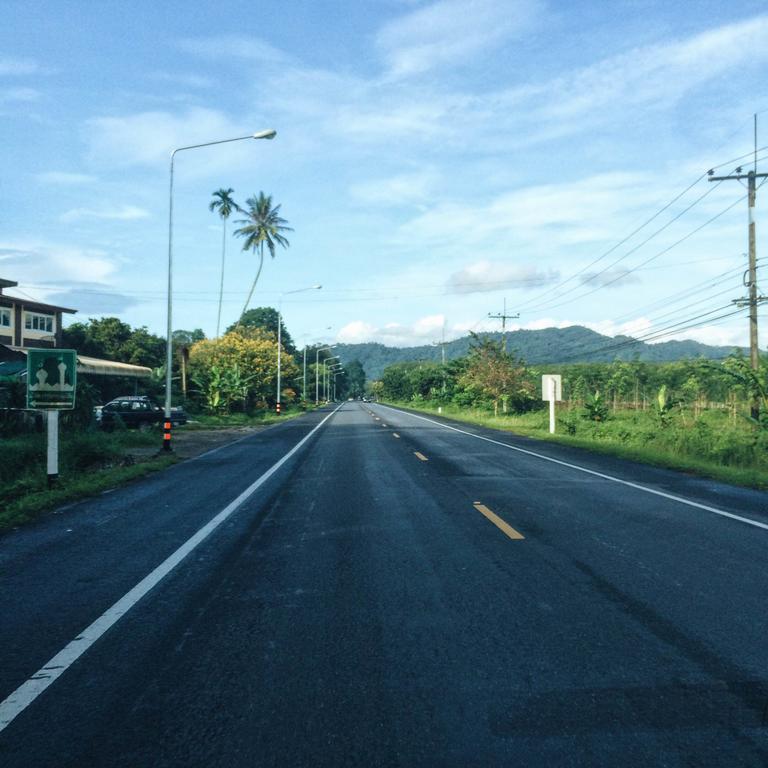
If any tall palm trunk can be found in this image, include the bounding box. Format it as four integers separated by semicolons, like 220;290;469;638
237;242;265;327
215;218;227;337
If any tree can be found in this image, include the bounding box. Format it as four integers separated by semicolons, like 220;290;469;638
189;328;299;412
62;317;165;368
209;188;240;338
225;307;294;352
172;329;206;345
233;192;292;325
173;329;207;398
458;335;534;415
343;360;366;398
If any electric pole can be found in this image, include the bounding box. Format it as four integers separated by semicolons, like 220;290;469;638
432;321;447;395
488;298;519;352
709;115;768;420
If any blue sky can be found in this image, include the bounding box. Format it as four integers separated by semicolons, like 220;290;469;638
3;0;768;351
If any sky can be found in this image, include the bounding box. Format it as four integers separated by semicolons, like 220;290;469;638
3;0;768;353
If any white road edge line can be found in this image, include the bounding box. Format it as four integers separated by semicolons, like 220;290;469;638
377;404;768;533
0;403;344;733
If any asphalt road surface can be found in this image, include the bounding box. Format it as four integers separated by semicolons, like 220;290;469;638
1;402;767;767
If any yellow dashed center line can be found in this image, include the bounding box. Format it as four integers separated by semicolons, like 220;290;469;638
473;502;524;540
414;451;429;461
393;433;400;438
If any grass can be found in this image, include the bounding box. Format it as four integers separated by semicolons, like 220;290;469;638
0;404;317;534
0;428;177;533
184;404;317;430
384;400;768;490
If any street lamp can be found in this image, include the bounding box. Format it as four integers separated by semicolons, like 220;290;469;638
315;346;334;404
276;285;321;412
332;369;344;401
325;357;341;401
164;128;276;450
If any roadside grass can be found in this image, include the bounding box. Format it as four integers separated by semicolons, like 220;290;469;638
185;404;316;430
1;404;318;534
383;400;768;490
0;429;177;533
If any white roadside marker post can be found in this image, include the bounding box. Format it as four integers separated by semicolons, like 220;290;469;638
542;374;562;434
47;411;59;487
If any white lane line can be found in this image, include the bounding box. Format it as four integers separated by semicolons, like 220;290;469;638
0;404;344;733
376;404;768;532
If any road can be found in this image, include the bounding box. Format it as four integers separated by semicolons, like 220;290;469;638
1;401;767;766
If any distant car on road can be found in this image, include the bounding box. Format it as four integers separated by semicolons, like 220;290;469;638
98;396;187;430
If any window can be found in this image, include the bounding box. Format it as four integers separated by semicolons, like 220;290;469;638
24;312;54;333
0;308;9;328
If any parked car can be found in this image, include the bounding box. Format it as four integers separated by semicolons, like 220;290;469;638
98;396;187;430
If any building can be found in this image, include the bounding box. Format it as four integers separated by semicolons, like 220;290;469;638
0;278;152;382
0;278;76;349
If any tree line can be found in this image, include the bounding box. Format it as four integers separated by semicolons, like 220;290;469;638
372;333;768;427
52;312;367;413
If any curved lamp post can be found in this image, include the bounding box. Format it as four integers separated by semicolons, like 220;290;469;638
325;357;341;401
276;285;321;412
315;346;334;404
163;129;276;450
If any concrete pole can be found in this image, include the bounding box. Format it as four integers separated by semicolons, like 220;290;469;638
47;410;59;486
748;170;760;421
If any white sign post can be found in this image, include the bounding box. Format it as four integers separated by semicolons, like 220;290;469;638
542;374;562;434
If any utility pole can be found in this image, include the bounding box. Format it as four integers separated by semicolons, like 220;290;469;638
432;321;447;395
488;298;519;352
709;114;768;420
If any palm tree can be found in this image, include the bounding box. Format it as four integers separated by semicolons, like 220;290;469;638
209;188;239;337
233;192;293;325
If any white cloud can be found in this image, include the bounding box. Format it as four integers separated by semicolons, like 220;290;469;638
37;171;97;185
0;57;38;76
497;15;768;130
0;87;39;103
660;325;746;348
338;314;446;346
264;14;768;153
446;260;560;294
376;0;541;78
60;206;150;223
0;241;119;289
404;172;654;252
85;107;243;168
349;170;439;206
176;35;290;65
149;72;215;89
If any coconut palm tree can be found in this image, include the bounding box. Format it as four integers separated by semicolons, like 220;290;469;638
233;192;292;325
209;188;240;337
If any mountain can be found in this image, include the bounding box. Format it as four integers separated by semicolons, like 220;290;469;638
334;326;748;380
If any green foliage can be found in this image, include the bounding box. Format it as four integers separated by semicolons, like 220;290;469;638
341;359;366;398
333;326;746;381
63;317;165;368
233;192;293;323
189;328;298;413
458;335;535;415
582;391;609;422
173;329;206;345
656;384;680;427
226;307;294;352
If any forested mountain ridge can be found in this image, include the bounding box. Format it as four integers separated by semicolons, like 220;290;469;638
335;326;748;380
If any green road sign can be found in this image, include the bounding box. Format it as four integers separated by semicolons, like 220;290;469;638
26;349;77;410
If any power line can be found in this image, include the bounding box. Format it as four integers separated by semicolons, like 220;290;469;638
515;147;768;313
525;193;747;314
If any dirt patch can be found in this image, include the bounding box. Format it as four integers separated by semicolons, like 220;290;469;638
126;426;268;461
